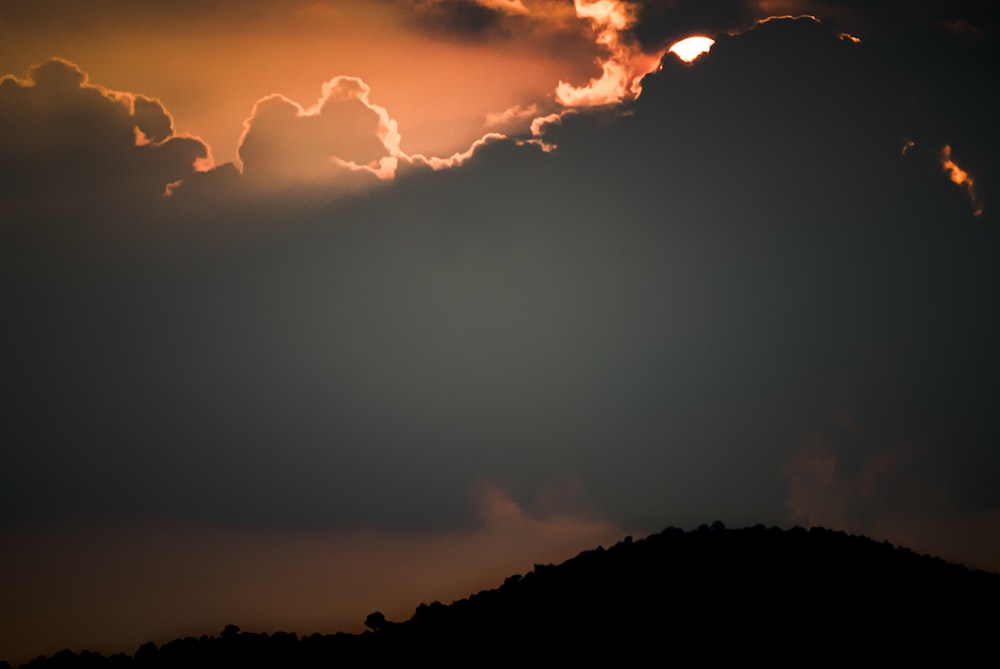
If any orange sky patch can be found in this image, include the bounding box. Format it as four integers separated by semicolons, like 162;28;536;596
0;483;623;665
0;2;601;166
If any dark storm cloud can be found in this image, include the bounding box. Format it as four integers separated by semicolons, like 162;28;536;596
0;58;207;223
2;18;998;572
783;414;1000;569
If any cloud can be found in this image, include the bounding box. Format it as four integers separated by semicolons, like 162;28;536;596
0;58;208;221
620;0;1000;58
625;0;757;51
0;0;368;30
0;55;529;214
784;431;913;532
939;144;984;216
484;102;539;129
406;0;516;39
237;76;398;188
2;16;999;621
133;95;176;145
555;0;665;107
401;0;591;43
784;426;1000;572
529;111;564;136
405;132;508;170
232;73;517;190
756;0;1000;38
6;16;996;531
4;11;1000;668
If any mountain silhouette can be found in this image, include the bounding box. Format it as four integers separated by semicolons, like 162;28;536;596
12;524;999;667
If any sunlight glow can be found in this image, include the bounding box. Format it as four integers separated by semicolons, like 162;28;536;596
668;36;715;63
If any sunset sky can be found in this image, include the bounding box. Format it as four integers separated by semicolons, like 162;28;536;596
2;0;999;663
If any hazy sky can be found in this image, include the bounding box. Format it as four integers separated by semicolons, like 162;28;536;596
2;0;999;663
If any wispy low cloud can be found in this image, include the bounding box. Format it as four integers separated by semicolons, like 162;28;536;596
484;102;539;128
0;482;622;664
516;110;566;152
784;432;912;533
784;422;1000;571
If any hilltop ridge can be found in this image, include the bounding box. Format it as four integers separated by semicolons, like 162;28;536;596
12;524;1000;667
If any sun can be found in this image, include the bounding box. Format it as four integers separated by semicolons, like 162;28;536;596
668;36;715;63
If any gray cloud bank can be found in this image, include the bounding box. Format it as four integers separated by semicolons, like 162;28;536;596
1;15;998;576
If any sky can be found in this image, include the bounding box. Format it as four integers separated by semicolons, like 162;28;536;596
2;0;1000;663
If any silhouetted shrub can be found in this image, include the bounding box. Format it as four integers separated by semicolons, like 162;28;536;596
364;611;387;632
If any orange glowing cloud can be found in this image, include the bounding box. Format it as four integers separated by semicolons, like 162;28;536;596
784;434;1000;572
237;75;400;186
405;132;507;170
785;435;912;532
476;0;530;15
756;13;820;26
940;144;984;217
0;1;598;167
555;0;665;107
241;0;692;181
236;72;516;188
530;111;565;137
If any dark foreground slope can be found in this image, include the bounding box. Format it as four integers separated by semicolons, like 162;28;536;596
12;525;1000;667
